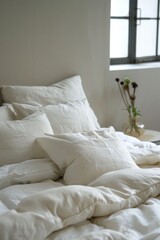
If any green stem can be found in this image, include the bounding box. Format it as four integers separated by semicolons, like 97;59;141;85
118;83;129;112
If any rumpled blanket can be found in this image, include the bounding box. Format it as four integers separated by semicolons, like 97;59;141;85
0;167;160;240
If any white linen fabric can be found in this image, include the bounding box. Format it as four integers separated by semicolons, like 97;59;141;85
117;131;160;166
0;128;160;239
0;105;15;122
0;111;53;166
0;167;160;240
1;71;160;240
0;180;63;215
1;75;86;105
12;99;100;134
37;128;138;185
0;158;61;190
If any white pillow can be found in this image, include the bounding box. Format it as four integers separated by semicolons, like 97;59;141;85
12;99;100;134
37;129;138;185
0;112;53;167
0;106;15;122
1;75;86;105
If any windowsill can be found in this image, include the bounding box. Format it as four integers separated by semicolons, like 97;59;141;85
110;62;160;71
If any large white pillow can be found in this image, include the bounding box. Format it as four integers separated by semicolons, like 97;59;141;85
12;99;100;134
0;106;15;122
1;75;86;105
37;128;138;185
0;112;53;167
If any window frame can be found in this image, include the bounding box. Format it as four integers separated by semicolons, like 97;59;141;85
110;0;160;65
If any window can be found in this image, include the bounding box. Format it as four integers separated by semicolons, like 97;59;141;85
110;0;160;65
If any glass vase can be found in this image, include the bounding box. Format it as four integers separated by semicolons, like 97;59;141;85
124;116;145;137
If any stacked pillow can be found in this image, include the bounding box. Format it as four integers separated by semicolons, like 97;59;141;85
0;75;100;168
2;75;100;134
0;75;138;185
1;75;87;105
12;99;99;134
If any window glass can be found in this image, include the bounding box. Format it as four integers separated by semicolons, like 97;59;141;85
110;19;129;58
136;20;157;57
111;0;129;17
137;0;158;18
110;0;160;64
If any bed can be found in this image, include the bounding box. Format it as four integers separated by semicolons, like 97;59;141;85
0;75;160;240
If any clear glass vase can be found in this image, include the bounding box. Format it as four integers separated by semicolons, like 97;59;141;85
124;116;145;137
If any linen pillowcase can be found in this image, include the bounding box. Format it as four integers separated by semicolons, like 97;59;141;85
0;106;16;122
37;129;138;185
0;158;61;189
0;111;53;167
12;99;100;134
1;75;86;105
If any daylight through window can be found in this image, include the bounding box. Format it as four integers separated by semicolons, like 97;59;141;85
110;0;160;64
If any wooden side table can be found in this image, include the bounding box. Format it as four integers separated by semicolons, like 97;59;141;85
137;129;160;144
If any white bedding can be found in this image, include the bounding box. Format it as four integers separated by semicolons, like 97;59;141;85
117;131;160;166
1;76;160;239
0;134;160;240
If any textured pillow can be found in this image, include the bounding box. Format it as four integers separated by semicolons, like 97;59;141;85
0;106;15;122
0;158;61;189
37;129;138;185
0;112;53;167
12;99;100;134
1;75;86;105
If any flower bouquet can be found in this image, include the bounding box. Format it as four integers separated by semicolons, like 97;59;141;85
115;77;144;137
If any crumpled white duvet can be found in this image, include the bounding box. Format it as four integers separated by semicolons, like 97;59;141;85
117;131;160;166
1;132;160;240
0;163;160;240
